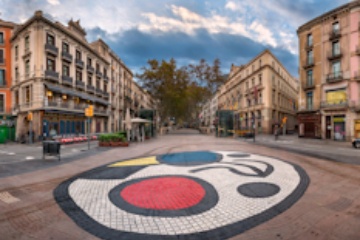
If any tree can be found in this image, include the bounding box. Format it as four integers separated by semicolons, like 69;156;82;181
137;59;189;123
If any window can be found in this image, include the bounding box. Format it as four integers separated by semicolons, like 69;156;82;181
0;94;4;112
252;78;255;86
332;22;339;33
259;59;262;68
307;70;313;86
0;49;3;64
87;57;92;66
96;80;100;89
25;60;30;77
76;70;82;81
332;60;341;76
246;81;249;89
96;63;100;71
0;69;5;86
87;75;92;85
47;34;55;45
306;92;313;110
25;85;31;103
47;58;55;71
62;64;69;76
332;41;340;55
307;34;313;47
307;50;313;65
14;90;19;106
62;42;69;53
15;67;19;81
259;74;262;85
15;45;18;60
76;50;81;60
0;32;3;44
25;36;30;51
104;83;107;92
103;68;107;77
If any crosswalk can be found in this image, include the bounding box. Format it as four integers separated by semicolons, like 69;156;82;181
244;138;294;144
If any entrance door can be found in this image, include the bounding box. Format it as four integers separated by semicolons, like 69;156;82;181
326;116;331;139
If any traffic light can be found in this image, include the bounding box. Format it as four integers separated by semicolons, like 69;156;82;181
27;112;33;121
85;105;94;117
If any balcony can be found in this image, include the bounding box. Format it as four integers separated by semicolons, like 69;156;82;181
96;70;102;78
94;107;109;116
75;59;84;68
329;29;341;41
303;81;315;90
61;51;73;62
327;50;342;61
44;100;86;111
87;85;95;94
95;88;103;96
61;75;73;86
321;100;348;110
44;70;59;82
103;91;109;99
303;58;314;69
75;80;85;89
87;65;95;74
326;71;343;83
103;75;109;82
352;101;360;112
45;43;58;56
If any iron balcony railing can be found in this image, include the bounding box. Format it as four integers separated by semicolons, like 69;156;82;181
86;65;95;74
321;100;348;109
95;88;103;96
326;71;343;83
96;70;102;78
327;49;342;61
303;57;314;69
103;75;109;82
87;85;95;93
76;80;85;88
45;43;59;56
61;51;73;62
62;75;73;85
45;70;59;82
75;59;84;68
329;29;341;41
303;79;315;90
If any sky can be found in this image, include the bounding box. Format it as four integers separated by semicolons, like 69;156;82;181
0;0;351;78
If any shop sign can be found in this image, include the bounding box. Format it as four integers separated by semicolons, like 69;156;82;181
333;117;345;123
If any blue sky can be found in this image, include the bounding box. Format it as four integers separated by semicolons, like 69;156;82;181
0;0;350;78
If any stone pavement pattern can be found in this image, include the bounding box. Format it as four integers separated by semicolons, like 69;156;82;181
0;129;360;239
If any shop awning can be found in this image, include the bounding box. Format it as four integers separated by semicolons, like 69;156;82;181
44;83;100;102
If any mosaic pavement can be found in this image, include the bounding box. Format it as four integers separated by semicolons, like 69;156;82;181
54;151;310;240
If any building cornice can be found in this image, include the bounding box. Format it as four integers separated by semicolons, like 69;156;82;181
11;10;109;65
0;19;17;28
297;1;360;33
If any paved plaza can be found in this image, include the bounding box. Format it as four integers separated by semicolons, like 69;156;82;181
0;129;360;239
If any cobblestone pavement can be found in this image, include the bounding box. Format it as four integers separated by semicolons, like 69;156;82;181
0;129;360;239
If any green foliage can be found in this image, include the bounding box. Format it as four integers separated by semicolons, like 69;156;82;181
137;58;225;124
99;133;127;143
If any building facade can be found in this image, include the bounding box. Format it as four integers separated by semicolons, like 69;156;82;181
218;50;298;134
10;11;156;141
298;1;360;141
0;20;16;123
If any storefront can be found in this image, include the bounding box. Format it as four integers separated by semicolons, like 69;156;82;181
297;112;321;138
354;119;360;139
333;115;346;141
42;111;86;139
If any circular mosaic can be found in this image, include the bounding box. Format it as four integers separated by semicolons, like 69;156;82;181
54;151;309;240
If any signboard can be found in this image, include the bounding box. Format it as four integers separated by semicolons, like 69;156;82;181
85;105;94;117
27;112;33;121
326;90;346;104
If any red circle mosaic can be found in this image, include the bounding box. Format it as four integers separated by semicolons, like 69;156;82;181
120;177;205;210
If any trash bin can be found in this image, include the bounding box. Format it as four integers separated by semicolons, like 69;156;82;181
43;140;61;160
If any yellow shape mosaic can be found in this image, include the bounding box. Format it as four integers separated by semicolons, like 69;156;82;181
108;156;159;167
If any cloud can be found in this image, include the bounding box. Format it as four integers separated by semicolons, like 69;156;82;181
225;1;238;11
47;0;60;5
